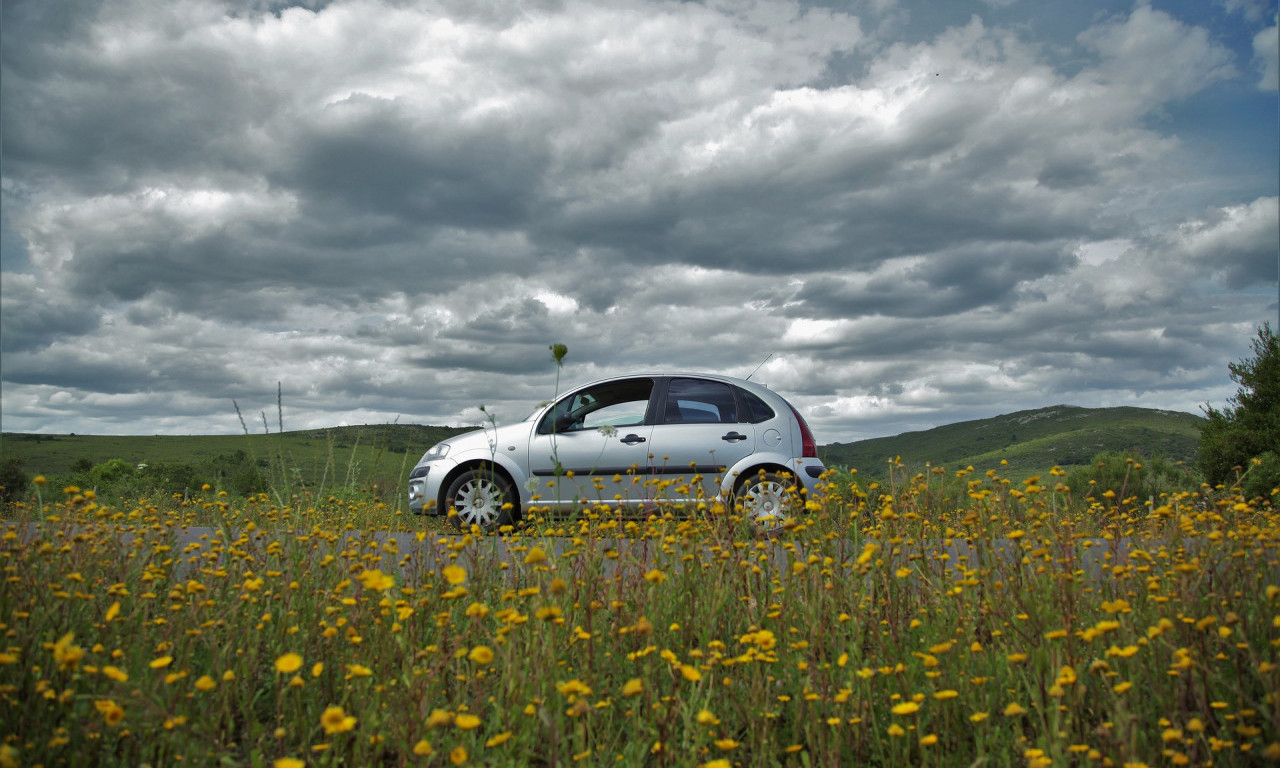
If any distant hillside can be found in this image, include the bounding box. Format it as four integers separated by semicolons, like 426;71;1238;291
819;405;1203;479
3;406;1205;488
1;424;474;483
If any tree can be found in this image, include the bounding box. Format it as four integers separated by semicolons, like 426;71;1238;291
1199;323;1280;489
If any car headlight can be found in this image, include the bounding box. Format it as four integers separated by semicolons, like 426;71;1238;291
420;443;450;461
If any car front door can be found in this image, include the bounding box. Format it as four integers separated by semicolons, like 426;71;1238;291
526;377;657;512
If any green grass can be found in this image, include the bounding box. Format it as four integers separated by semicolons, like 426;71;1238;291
821;405;1203;479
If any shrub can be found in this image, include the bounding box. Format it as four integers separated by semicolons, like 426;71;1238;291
1065;451;1197;503
89;458;137;486
0;458;29;502
204;450;267;495
1241;451;1280;502
136;460;203;496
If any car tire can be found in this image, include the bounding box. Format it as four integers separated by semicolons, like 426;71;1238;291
733;470;796;531
445;469;518;532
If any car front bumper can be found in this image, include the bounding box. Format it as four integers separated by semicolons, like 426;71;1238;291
407;461;453;515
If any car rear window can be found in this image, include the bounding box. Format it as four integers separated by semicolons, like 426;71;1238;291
738;388;775;424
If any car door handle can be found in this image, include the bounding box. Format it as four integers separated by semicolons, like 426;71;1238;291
721;431;748;442
619;433;647;445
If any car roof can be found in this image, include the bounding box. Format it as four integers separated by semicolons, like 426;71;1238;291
568;372;778;396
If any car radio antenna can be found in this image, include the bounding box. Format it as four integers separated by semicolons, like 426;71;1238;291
746;353;773;381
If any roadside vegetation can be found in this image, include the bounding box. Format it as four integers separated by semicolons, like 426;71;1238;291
2;459;1277;768
1;330;1276;766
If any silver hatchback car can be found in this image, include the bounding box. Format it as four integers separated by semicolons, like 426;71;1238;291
407;373;825;529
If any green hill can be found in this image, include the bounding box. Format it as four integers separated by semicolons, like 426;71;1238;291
819;405;1203;479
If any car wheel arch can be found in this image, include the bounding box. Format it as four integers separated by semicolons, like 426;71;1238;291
437;460;523;515
722;460;800;496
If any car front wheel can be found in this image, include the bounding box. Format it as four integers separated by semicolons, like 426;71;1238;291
733;471;796;531
445;469;518;531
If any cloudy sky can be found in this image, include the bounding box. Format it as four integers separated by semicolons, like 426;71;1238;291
2;0;1277;444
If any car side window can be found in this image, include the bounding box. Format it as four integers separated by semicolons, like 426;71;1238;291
538;378;654;434
738;388;775;423
663;378;738;424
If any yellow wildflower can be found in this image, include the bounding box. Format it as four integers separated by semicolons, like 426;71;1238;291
557;679;592;698
427;709;454;727
442;565;467;585
53;633;83;670
320;706;356;735
102;666;129;683
485;732;512;747
358;569;394;591
94;699;125;727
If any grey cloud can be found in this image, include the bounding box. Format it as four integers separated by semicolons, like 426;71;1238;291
0;0;1273;441
792;242;1076;319
0;278;101;353
280;98;551;231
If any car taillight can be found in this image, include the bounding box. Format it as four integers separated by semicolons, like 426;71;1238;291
788;404;818;458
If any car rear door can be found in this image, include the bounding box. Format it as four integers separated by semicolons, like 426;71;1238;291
646;377;757;505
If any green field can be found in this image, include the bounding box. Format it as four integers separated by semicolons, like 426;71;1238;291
0;424;470;477
0;424;473;503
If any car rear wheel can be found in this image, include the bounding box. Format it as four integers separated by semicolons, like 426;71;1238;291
733;471;796;531
446;469;518;531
